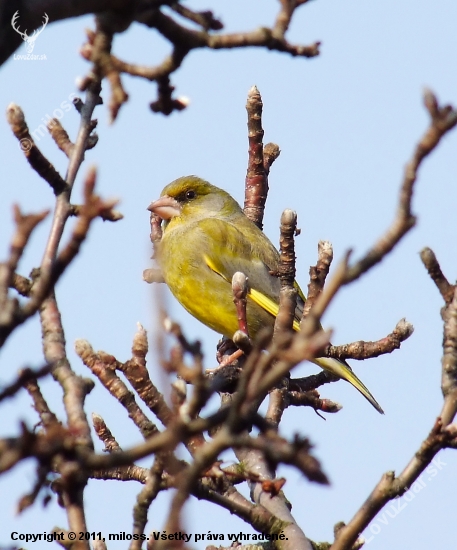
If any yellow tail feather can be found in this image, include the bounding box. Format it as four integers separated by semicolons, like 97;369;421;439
314;357;384;414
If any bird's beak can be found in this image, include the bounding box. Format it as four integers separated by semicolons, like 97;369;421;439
147;195;181;220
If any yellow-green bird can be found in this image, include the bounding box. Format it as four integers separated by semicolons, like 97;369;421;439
149;176;384;414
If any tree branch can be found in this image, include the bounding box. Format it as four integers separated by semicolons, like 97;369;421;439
344;90;457;283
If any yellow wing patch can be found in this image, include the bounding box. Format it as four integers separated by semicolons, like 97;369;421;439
204;254;227;280
204;254;300;331
248;287;278;317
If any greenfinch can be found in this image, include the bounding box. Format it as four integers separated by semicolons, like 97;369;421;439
149;176;383;414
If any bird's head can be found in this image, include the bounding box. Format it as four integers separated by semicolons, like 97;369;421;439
148;176;242;227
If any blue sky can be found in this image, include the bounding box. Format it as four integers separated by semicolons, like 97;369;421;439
0;1;456;548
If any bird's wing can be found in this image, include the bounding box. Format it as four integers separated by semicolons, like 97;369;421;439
197;217;277;282
197;217;304;324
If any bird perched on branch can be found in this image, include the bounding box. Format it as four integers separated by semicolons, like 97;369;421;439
148;175;383;414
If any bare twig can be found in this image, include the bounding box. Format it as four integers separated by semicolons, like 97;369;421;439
265;387;287;428
20;169;118;323
273;0;312;39
273;209;298;338
17;464;50;514
254;330;332;403
81;27;128;123
101;46;187;84
130;459;164;550
24;377;61;429
91;414;152;492
92;413;122;453
69;203;123;222
234;432;328;485
40;78;102;282
138;9;320;58
142;268;165;284
6;104;68;195
0;206;49;335
170;3;223;31
439;285;457;425
420;247;454;304
0;365;51;402
232;272;249;336
9;272;33;297
244;86;267;229
149;211;163;258
302;241;333;321
325;318;414;361
288;390;342;414
150;75;188;115
263;142;281;176
47;118;75;158
301;252;351;339
163;318;203;359
345;90;457;283
119;353;174;428
290;370;334;393
76;339;159;440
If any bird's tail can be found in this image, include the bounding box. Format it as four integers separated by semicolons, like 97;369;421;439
247;283;383;413
313;357;384;414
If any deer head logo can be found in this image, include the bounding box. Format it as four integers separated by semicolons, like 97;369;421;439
11;11;49;54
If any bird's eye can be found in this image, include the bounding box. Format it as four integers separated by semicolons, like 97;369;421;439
185;190;196;200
